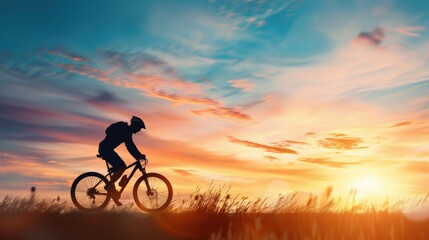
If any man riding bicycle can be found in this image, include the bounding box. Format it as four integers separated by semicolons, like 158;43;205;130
99;116;146;206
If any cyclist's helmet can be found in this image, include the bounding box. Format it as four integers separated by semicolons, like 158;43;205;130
131;116;146;129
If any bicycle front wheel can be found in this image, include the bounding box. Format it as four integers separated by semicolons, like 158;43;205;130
70;172;110;211
133;173;173;212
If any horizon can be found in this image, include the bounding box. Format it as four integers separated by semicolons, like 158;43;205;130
1;0;429;203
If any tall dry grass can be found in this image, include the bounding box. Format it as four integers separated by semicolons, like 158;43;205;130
174;184;394;214
0;188;69;214
170;184;429;239
2;185;429;240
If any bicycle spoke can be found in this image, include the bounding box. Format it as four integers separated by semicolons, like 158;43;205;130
71;172;110;211
76;185;89;192
137;176;168;209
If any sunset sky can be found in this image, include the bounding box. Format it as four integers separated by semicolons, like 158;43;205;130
1;0;429;201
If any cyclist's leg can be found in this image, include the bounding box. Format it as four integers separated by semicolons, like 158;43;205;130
104;150;126;189
101;150;126;206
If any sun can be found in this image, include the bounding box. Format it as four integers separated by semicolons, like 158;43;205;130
349;175;384;196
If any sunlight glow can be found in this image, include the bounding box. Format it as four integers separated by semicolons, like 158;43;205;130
349;176;384;196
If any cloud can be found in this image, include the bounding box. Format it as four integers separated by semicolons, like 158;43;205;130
146;90;252;120
1;59;142;133
214;0;300;30
0;172;68;191
318;134;365;150
228;79;255;92
228;136;298;154
149;90;219;106
48;47;89;62
401;161;429;175
271;139;308;148
173;169;197;177
191;106;251;121
353;27;385;47
393;26;425;37
0;96;110;147
85;89;127;105
391;121;412;128
56;49;252;122
264;156;280;161
298;157;361;168
101;50;175;74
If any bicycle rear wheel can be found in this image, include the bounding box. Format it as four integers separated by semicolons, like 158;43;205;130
133;173;173;212
70;172;110;211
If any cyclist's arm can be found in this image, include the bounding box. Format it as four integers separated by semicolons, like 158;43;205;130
125;135;143;160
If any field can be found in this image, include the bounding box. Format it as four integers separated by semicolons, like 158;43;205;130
2;186;429;240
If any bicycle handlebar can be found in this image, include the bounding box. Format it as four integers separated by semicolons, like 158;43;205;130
139;157;148;168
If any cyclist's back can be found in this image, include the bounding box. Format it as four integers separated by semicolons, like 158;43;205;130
99;121;142;160
101;121;130;149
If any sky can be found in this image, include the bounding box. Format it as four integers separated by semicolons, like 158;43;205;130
1;0;429;202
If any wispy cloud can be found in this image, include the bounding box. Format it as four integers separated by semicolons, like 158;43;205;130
214;0;300;29
228;79;255;92
393;26;425;37
191;106;251;121
264;156;280;161
56;50;252;121
48;47;89;62
271;139;308;148
228;136;298;154
101;50;175;74
298;157;361;168
0;172;68;191
391;121;412;128
85;89;127;106
173;169;197;177
318;134;365;150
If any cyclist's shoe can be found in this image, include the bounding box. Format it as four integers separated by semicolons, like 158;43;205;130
105;184;122;207
110;189;122;207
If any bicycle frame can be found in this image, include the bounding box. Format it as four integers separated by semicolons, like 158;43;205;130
93;159;150;196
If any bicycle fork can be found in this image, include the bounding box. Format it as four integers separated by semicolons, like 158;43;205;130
140;167;154;196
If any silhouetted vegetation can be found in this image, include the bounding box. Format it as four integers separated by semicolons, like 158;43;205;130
1;185;429;239
0;188;69;214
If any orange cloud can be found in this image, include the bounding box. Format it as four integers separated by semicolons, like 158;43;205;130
271;139;308;148
318;134;365;150
298;157;361;168
228;136;298;154
391;121;412;128
264;156;280;161
191;106;251;121
149;90;219;106
173;169;197;177
401;161;429;175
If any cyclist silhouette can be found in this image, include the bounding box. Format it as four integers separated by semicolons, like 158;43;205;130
98;116;146;206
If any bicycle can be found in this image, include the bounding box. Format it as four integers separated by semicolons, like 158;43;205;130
70;154;173;212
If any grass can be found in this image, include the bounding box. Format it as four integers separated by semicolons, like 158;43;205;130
0;193;69;214
1;185;429;240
